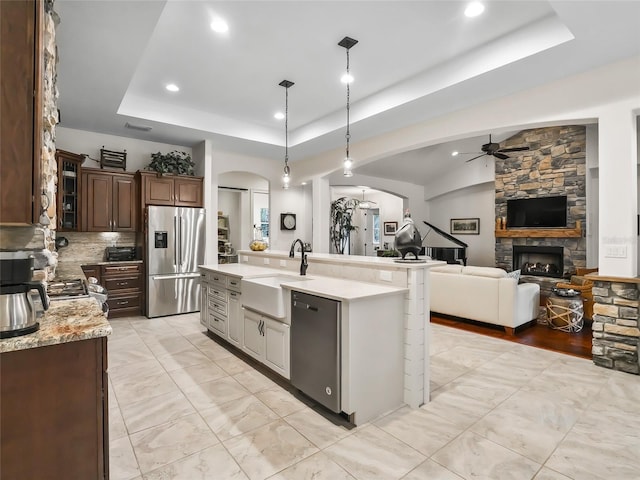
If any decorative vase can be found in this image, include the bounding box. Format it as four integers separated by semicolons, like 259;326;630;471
394;212;422;260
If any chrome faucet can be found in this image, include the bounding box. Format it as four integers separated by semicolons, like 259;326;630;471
289;239;308;276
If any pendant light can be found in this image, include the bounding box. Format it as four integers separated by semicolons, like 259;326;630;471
279;79;294;189
357;189;377;210
339;36;358;177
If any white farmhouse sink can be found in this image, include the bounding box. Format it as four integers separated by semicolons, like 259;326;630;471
241;275;311;318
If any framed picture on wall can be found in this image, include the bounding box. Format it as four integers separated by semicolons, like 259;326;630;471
383;221;398;235
450;218;480;235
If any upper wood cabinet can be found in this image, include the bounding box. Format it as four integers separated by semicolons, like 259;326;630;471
81;168;137;232
138;171;203;208
56;149;83;231
0;0;43;225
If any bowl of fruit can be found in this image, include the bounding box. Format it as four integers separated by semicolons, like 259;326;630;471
249;240;268;251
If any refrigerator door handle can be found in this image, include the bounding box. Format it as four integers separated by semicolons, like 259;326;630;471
180;216;185;269
152;273;201;280
174;215;179;268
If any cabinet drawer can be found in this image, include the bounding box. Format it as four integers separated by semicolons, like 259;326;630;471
104;275;141;292
209;297;227;317
102;264;141;276
209;286;227;302
226;276;241;292
107;293;141;310
210;273;226;287
209;312;227;336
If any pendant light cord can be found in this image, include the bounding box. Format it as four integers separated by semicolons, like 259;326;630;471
345;48;351;160
285;85;289;168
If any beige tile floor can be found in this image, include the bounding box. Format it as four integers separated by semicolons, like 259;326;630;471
108;313;640;480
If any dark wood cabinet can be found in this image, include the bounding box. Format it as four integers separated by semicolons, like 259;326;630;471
82;168;137;232
82;264;101;284
0;0;43;224
138;171;203;208
102;263;143;317
0;337;109;479
175;176;204;207
56;149;84;231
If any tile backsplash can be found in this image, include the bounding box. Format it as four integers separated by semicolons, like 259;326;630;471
55;232;137;278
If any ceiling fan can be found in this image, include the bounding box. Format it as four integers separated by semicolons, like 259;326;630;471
461;134;530;162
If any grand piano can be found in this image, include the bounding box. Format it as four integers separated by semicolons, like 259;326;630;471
422;221;468;266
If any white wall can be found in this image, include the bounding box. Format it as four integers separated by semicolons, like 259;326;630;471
56;127;193;172
426;182;496;266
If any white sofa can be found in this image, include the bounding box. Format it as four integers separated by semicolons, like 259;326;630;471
429;265;540;334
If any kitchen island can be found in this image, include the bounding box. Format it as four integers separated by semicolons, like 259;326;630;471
202;250;443;416
0;297;111;479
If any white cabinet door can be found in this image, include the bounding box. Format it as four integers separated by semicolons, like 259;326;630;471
200;283;209;328
242;309;264;361
264;317;290;379
227;291;242;347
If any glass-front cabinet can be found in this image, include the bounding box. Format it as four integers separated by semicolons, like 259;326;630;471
55;149;84;231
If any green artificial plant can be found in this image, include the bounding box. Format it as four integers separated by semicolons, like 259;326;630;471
147;150;195;176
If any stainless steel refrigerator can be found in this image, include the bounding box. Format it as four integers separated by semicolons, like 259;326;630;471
146;206;205;318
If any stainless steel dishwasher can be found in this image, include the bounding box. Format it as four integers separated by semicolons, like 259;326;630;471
290;290;341;413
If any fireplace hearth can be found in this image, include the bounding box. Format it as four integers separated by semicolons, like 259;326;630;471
513;246;564;278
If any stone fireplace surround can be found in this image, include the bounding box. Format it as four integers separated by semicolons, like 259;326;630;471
495;126;587;278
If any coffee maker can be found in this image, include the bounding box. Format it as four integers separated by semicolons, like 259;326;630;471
0;252;49;339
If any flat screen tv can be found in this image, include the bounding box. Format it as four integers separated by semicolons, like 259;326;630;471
507;196;567;228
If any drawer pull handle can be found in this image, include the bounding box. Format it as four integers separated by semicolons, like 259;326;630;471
117;282;127;286
117;301;129;306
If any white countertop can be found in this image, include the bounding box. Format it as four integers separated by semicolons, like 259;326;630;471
198;263;407;301
238;249;443;269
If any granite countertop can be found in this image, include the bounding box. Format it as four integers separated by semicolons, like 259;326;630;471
0;297;111;354
93;260;143;265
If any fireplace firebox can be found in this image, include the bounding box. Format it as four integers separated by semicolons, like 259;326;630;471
513;246;564;278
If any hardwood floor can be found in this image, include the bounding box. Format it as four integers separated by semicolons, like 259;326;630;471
431;313;592;359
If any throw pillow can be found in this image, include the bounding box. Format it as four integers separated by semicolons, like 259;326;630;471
507;269;521;282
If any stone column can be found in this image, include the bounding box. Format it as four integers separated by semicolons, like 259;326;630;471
591;278;639;374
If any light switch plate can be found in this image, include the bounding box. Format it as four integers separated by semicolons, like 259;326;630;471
604;245;627;258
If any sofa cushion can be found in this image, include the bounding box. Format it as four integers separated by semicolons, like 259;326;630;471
462;266;508;278
507;269;521;281
430;265;463;274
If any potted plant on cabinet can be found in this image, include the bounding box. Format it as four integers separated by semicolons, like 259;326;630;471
146;150;195;176
330;196;360;254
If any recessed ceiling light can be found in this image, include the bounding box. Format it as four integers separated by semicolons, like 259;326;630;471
341;73;354;84
165;83;179;92
210;17;229;33
301;182;307;186
274;112;285;120
451;151;459;156
465;2;485;18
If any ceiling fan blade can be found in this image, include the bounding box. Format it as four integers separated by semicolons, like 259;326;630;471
499;146;529;153
493;152;510;160
465;153;486;163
